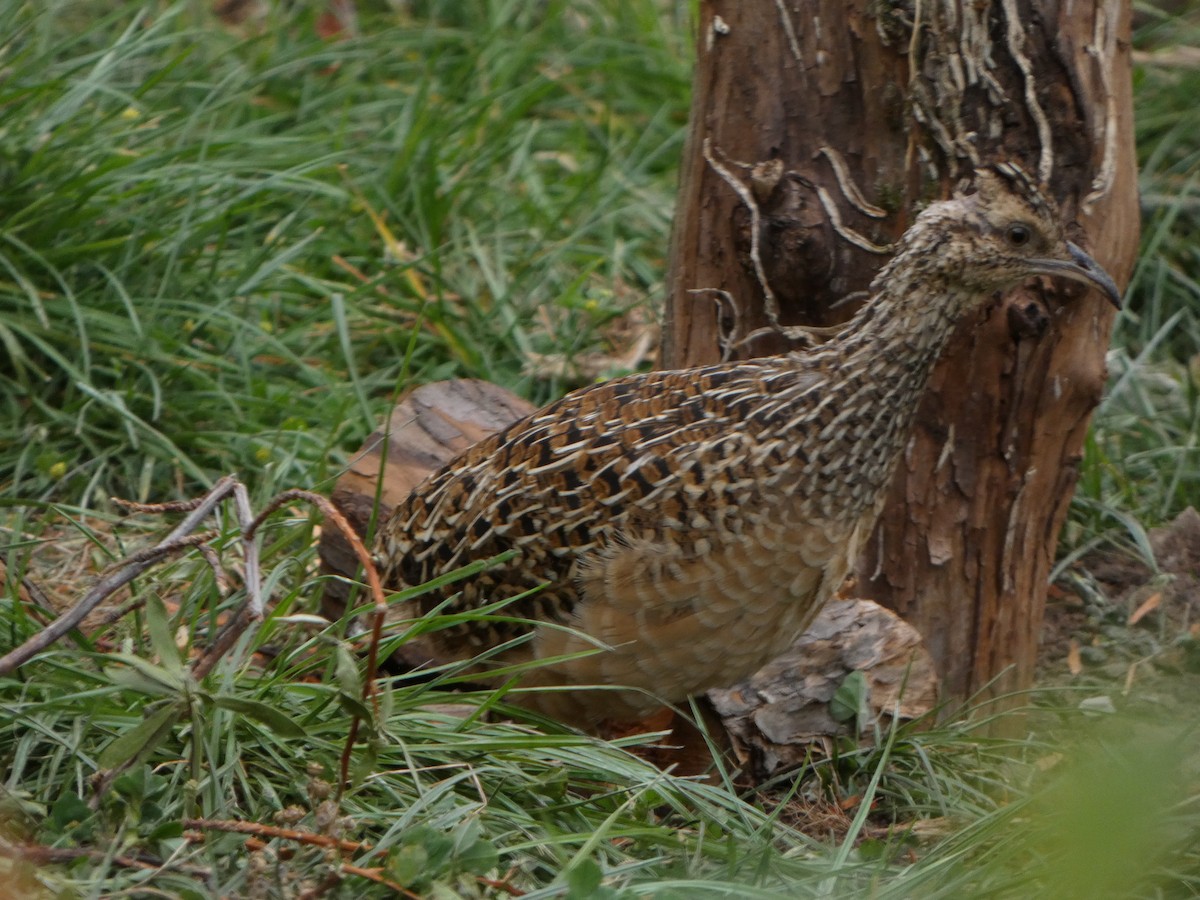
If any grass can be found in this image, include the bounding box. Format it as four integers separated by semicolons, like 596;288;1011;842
1;0;688;508
1067;4;1200;551
1;0;1199;897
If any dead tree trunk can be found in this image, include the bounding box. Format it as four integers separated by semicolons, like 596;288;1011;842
663;1;1140;704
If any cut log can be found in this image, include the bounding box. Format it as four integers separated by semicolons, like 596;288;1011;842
317;379;535;622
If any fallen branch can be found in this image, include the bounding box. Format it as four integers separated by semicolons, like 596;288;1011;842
0;476;241;675
183;817;367;855
0;837;212;881
185;817;525;898
1;477;390;804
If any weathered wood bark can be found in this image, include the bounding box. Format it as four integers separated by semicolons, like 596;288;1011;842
664;1;1140;703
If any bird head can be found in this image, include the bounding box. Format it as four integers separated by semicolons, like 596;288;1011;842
927;162;1122;309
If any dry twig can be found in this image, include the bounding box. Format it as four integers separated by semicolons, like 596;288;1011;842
0;476;242;675
0;837;212;881
0;477;389;804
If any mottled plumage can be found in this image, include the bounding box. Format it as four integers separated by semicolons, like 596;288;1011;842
376;163;1120;726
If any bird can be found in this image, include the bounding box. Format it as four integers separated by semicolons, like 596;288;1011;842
374;162;1121;728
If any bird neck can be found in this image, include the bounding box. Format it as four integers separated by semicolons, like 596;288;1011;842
784;262;980;521
833;263;966;377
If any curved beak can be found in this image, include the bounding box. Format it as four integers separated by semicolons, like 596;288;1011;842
1029;242;1122;309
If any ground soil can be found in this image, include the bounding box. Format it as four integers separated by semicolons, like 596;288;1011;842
1039;507;1200;682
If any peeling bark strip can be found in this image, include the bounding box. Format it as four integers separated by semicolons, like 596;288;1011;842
664;1;1139;703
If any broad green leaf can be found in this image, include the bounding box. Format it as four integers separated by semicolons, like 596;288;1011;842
144;593;183;676
388;843;429;888
334;642;362;698
405;825;454;873
210;695;305;738
830;670;869;727
457;835;499;875
105;652;186;695
349;735;380;786
147;820;185;841
335;691;374;723
112;765;149;803
105;666;177;697
49;792;92;832
566;859;603;897
97;704;180;770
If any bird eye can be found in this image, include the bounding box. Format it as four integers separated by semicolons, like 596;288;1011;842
1005;222;1033;248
